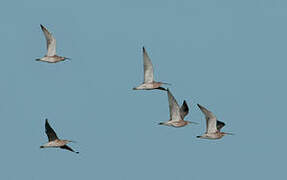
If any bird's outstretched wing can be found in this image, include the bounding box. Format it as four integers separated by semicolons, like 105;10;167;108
180;100;189;119
40;24;56;56
45;119;58;142
197;104;217;134
216;120;225;131
60;145;79;154
143;47;154;83
167;89;181;121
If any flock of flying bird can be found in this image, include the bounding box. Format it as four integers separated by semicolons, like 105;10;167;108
38;24;233;154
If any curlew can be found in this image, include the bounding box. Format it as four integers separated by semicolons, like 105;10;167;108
40;119;79;153
158;89;197;127
36;24;70;63
133;47;169;91
197;104;233;139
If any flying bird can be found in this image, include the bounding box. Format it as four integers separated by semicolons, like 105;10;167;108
40;119;79;153
158;89;197;127
133;47;169;91
36;24;70;63
197;104;233;139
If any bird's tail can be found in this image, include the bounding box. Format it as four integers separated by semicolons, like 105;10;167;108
161;82;171;86
224;132;234;135
187;121;199;125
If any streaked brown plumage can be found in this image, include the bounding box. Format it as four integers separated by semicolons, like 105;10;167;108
36;24;70;63
158;89;197;127
133;47;169;91
197;104;233;139
40;119;79;153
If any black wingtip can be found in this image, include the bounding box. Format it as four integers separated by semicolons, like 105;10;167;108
196;136;201;138
143;46;145;52
76;152;79;154
40;24;44;28
181;100;189;113
183;100;187;106
158;122;164;125
40;146;44;148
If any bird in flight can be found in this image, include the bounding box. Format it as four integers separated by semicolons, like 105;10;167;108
36;24;70;63
197;104;233;139
40;119;79;153
158;88;197;127
133;47;169;91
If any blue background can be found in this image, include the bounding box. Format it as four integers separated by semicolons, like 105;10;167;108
0;0;286;179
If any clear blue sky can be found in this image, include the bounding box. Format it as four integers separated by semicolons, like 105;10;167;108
0;0;285;179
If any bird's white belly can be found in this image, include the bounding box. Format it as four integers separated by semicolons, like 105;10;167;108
43;141;66;147
136;83;154;89
200;133;222;139
40;56;59;63
170;121;186;127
